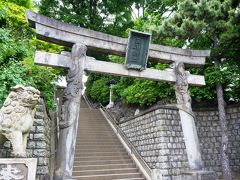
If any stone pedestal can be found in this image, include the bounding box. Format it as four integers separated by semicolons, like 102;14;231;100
181;170;216;180
152;169;163;180
0;158;37;180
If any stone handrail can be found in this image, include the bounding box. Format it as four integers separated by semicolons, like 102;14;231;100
82;93;93;109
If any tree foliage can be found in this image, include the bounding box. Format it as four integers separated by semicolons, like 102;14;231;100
154;0;240;103
6;0;32;8
85;76;110;105
39;0;135;36
0;1;62;109
155;0;239;178
38;0;239;110
116;0;239;107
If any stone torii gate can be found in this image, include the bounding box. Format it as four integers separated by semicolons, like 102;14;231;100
26;11;211;180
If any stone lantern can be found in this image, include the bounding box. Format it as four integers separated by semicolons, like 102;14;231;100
106;79;117;108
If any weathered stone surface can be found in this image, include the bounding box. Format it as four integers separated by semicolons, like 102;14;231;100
0;97;53;179
181;170;216;180
195;106;240;179
55;43;85;180
35;51;206;86
0;158;37;180
119;104;240;179
0;85;40;157
173;62;203;170
26;11;210;66
120;107;188;178
178;110;203;170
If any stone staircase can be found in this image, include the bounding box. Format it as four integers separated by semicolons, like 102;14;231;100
72;99;146;180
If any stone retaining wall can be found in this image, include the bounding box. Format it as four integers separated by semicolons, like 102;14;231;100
195;106;240;179
119;104;240;179
0;97;53;180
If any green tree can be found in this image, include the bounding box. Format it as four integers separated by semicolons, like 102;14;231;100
38;0;139;105
157;0;240;179
0;1;63;109
6;0;32;8
39;0;135;36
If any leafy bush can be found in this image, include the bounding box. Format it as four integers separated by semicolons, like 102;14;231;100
86;76;110;105
117;79;174;106
0;1;63;109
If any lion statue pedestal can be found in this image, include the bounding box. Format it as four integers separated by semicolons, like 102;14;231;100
0;85;40;157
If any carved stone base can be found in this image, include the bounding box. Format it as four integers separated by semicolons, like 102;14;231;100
0;158;37;180
181;170;216;180
152;169;163;180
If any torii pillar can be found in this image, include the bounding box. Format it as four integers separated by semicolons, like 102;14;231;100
173;62;203;170
173;62;216;179
54;43;86;180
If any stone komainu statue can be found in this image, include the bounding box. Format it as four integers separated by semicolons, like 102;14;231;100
0;85;40;157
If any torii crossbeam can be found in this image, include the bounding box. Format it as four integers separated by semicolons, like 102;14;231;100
26;11;210;66
35;51;205;86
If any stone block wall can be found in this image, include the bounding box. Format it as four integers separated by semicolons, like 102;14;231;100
119;104;240;179
195;106;240;179
119;105;189;179
0;97;53;180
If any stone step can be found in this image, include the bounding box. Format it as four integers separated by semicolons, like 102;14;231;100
72;168;139;176
72;99;146;180
75;151;128;156
75;145;123;150
77;128;113;131
78;128;110;130
78;122;108;123
76;138;119;142
78;126;111;128
79;119;106;121
75;142;120;145
76;140;120;143
80;114;103;116
76;142;122;145
77;133;114;136
78;126;109;129
76;142;123;146
75;148;126;153
76;136;117;140
79;125;112;128
72;172;142;180
75;140;120;144
79;114;104;116
79;120;106;121
73;163;136;171
77;134;116;136
74;155;129;161
112;178;145;180
73;159;133;166
76;144;123;148
79;117;105;119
